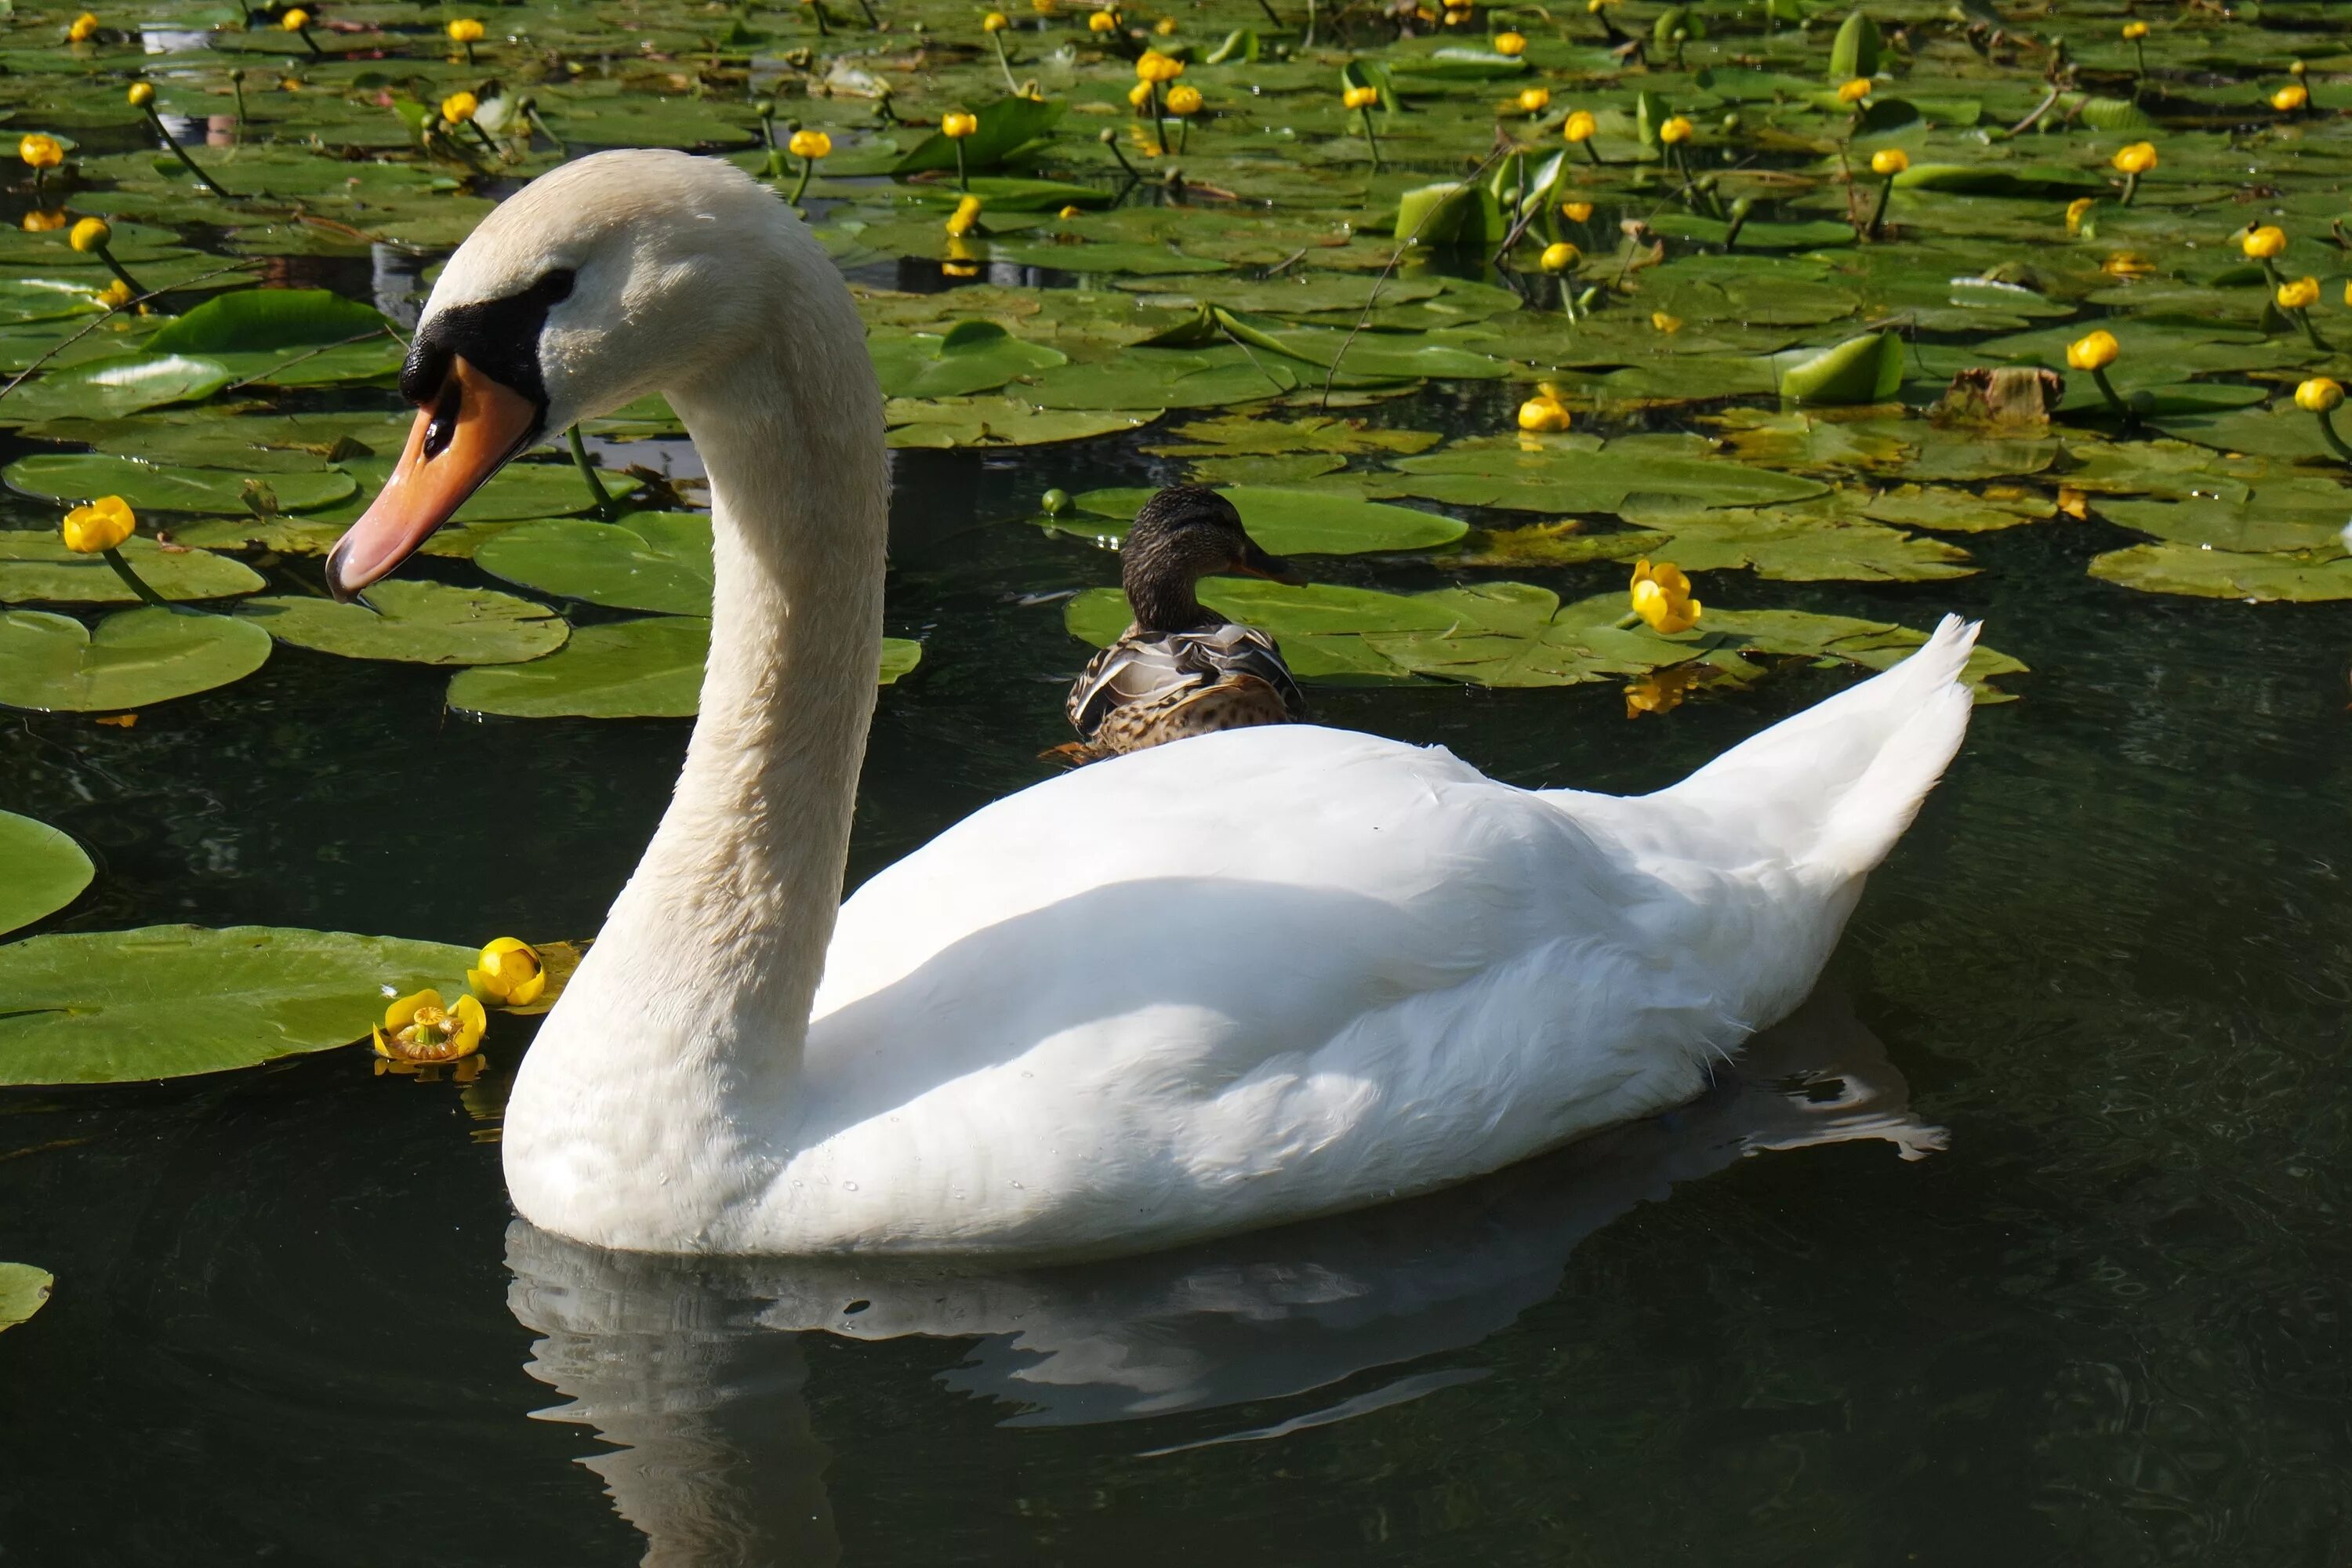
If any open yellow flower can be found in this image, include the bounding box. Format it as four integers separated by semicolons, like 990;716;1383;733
2111;141;2157;175
1870;148;1908;176
2122;20;2148;40
1516;85;1549;114
2065;196;2095;234
372;989;488;1064
1837;78;1873;104
67;13;98;42
448;17;485;41
2274;83;2309;112
1629;559;1700;634
1562;109;1595;143
1167;84;1202;115
67;216;109;254
1560;199;1592;221
1341;84;1379;110
945;193;983;236
1657;115;1692;144
2295;376;2343;413
1493;30;1525;56
1134;49;1181;82
2278;274;2321;310
982;9;1007;28
787;128;832;158
60;495;133;554
2241;223;2286;259
1516;394;1570;433
441;91;478;125
941;110;978;138
127;82;154;108
19;135;64;171
281;7;309;29
2066;328;2118;370
1539;240;1578;272
466;938;547;1007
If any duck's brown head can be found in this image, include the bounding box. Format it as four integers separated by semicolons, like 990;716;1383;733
1121;485;1301;633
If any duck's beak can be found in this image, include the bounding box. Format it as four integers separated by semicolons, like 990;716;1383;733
1230;538;1306;586
325;356;540;601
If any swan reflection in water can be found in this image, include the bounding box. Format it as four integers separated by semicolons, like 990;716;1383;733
506;989;1945;1565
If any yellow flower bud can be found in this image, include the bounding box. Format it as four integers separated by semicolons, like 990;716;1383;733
466;937;548;1008
1657;115;1693;144
982;9;1007;28
1342;84;1379;110
60;495;134;554
19;134;64;171
126;82;154;108
1516;395;1570;433
1870;148;1908;176
2111;140;2157;175
67;216;110;253
280;7;309;29
945;194;984;236
1058;204;1082;218
93;278;131;310
20;209;67;233
2121;21;2147;40
1837;78;1872;103
1562;109;1595;143
1539;241;1577;272
66;12;98;42
2241;224;2287;260
787;128;832;158
1154;14;1175;32
2296;377;2344;413
2277;274;2320;310
1033;0;1054;13
1560;200;1592;221
1650;310;1682;333
941;110;978;138
1167;83;1202;114
1134;48;1182;82
2066;196;2095;234
441;91;477;124
1087;8;1116;29
1628;559;1700;634
2066;329;2119;371
2273;82;2308;112
1127;80;1152;107
448;17;485;41
1516;85;1549;114
1492;30;1525;56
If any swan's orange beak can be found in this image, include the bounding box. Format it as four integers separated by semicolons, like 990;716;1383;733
325;356;539;600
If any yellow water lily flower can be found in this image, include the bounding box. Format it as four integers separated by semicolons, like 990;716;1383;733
1342;84;1379;110
2122;21;2148;40
787;128;832;158
280;7;309;29
1057;204;1082;218
20;209;67;233
1837;78;1873;104
67;12;98;42
1127;80;1152;107
372;989;488;1064
1562;109;1595;143
466;938;547;1007
2100;251;2154;278
941;110;978;138
127;82;154;108
19;135;64;171
2274;83;2309;112
2278;275;2321;310
1560;199;1592;221
1657;115;1693;144
93;278;131;309
1539;241;1578;272
1629;559;1700;634
1167;84;1202;115
1153;13;1174;32
1870;148;1908;176
982;9;1007;28
1516;86;1549;114
448;17;485;41
67;216;109;253
2241;224;2287;259
1134;48;1181;82
2296;377;2344;412
2066;329;2119;370
1516;395;1570;433
1087;8;1116;29
1650;310;1682;333
2111;141;2157;175
441;91;478;125
2065;197;2095;234
60;495;133;554
945;193;983;236
1493;30;1525;56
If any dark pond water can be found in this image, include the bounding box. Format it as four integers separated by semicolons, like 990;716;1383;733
5;374;2352;1563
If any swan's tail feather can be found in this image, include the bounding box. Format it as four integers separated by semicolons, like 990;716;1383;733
1659;615;1979;882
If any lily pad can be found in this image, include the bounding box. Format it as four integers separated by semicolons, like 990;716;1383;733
236;581;572;666
143;288;390;354
0;607;272;712
885;398;1163;448
0;1264;52;1334
475;514;715;615
1;354;237;422
0;534;266;604
4;454;357;514
448;615;710;720
0;811;93;937
0;924;476;1084
1066;485;1465;554
2089;544;2352;602
869;321;1068;399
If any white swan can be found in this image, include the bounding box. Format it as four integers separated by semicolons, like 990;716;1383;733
327;150;1979;1258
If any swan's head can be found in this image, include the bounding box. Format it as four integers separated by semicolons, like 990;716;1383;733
327;150;803;598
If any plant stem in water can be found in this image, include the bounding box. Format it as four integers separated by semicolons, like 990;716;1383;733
100;548;170;608
566;426;616;521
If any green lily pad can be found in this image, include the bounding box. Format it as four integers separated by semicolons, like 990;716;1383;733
235;581;572;666
476;514;715;615
885;398;1163;448
869;320;1068;398
891;94;1065;176
1066;485;1465;554
1;354;236;422
878;636;923;685
0;607;272;711
0;810;93;937
2089;543;2352;602
448;615;710;720
3;454;358;514
332;458;639;524
0;1263;52;1334
143;288;390;354
1777;332;1904;405
0;924;476;1085
1374;441;1831;513
0;534;266;604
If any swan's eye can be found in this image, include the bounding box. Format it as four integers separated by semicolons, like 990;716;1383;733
536;267;575;303
422;378;463;459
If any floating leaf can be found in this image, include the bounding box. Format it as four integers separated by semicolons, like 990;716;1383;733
0;607;272;712
1;354;236;422
0;534;265;604
1374;441;1831;513
1777;332;1904;405
475;514;716;615
878;637;923;684
3;455;357;514
0;1264;52;1334
144;289;391;354
0;811;93;937
886;397;1162;448
869;321;1068;398
0;924;475;1084
447;615;710;720
236;581;572;666
2089;544;2352;602
891;95;1065;175
1065;485;1465;554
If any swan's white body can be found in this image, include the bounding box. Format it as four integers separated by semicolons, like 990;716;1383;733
416;153;1979;1259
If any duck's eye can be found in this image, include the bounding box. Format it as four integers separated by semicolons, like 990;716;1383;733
423;378;463;459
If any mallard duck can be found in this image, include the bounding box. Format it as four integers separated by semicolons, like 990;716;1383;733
325;150;1981;1260
1064;485;1308;757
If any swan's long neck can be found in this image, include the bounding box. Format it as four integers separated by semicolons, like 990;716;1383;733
568;266;886;1098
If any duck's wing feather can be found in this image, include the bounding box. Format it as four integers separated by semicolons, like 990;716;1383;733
1066;631;1200;739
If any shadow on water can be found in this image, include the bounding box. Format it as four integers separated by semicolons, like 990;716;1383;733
506;986;1939;1566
